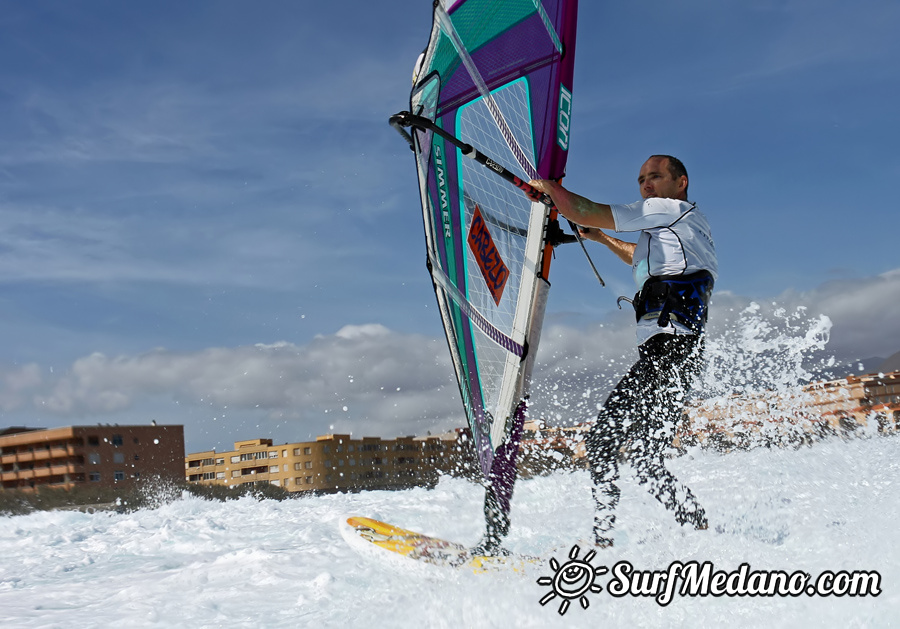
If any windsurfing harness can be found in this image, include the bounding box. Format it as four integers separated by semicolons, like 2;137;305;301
632;270;714;333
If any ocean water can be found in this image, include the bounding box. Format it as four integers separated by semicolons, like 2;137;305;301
1;435;898;628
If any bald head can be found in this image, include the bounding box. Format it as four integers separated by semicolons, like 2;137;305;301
639;155;689;200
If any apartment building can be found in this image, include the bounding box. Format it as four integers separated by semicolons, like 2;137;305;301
0;424;185;492
185;430;473;494
680;370;900;449
517;370;900;459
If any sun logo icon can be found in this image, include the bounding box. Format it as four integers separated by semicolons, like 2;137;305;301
537;545;608;615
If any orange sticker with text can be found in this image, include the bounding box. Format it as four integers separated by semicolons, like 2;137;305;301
467;205;510;305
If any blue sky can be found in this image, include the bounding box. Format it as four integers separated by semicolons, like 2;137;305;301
0;0;898;452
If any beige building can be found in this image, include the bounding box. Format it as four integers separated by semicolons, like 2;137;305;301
0;424;185;492
680;370;900;449
519;419;587;475
185;430;474;494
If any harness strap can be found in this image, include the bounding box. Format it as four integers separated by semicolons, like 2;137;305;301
632;270;714;333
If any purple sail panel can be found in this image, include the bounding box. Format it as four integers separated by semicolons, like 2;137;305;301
487;399;527;516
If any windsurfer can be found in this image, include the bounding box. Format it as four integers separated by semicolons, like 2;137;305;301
529;155;717;547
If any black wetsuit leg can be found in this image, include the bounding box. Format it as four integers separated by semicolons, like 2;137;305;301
585;333;708;546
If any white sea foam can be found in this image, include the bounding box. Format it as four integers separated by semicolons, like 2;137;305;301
3;305;895;626
1;435;898;627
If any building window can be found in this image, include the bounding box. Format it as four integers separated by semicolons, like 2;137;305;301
89;472;101;482
114;470;125;481
217;472;225;479
113;452;125;464
305;476;312;484
112;435;123;446
269;466;279;473
293;448;302;456
295;477;303;485
88;453;101;465
305;461;313;469
304;447;311;455
88;436;100;446
232;471;240;478
216;458;224;465
231;456;240;464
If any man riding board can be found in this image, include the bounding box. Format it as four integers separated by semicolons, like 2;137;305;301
529;155;717;546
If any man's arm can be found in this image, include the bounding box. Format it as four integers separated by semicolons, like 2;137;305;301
578;227;635;266
528;179;616;230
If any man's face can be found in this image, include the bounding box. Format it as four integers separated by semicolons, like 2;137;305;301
638;157;687;200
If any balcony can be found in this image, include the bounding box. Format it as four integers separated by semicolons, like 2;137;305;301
240;465;270;476
2;462;83;481
1;443;84;464
29;448;53;462
34;463;79;478
38;446;75;460
13;468;36;480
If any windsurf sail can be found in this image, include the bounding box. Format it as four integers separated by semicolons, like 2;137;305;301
391;0;578;547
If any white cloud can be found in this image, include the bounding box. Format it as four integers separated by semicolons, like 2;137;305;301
0;363;42;412
710;269;900;361
25;325;460;440
5;270;898;447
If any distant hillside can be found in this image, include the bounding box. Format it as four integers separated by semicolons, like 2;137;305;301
821;350;900;379
807;354;894;381
878;350;900;373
